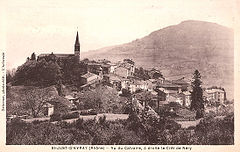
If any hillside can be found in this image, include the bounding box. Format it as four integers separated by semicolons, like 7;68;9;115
82;20;234;99
6;85;71;116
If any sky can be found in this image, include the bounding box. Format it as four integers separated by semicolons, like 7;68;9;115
1;0;236;70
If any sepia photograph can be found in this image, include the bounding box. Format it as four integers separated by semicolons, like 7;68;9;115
1;0;239;151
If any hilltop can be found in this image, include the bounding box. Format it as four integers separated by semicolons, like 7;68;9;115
82;20;234;99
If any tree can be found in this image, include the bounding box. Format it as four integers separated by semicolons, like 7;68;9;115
30;52;36;60
6;70;13;83
13;58;61;86
190;70;204;119
152;72;163;79
23;88;53;117
134;67;150;80
123;59;135;65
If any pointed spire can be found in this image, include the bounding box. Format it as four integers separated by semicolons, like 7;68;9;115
75;31;80;45
74;30;80;59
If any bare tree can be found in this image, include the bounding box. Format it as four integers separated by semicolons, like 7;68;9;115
23;88;54;117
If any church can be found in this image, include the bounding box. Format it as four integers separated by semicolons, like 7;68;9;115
38;31;80;62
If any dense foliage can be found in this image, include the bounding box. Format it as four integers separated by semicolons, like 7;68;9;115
77;85;127;113
190;70;205;119
12;54;87;88
134;67;150;80
6;112;234;145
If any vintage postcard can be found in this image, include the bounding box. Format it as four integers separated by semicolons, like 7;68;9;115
0;0;239;151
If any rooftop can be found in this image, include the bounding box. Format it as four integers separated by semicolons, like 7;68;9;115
105;73;129;81
182;91;191;96
205;89;225;94
172;77;190;85
158;82;181;88
38;53;74;58
118;62;134;70
81;72;98;79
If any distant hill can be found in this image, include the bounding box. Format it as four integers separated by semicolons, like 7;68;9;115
82;20;234;99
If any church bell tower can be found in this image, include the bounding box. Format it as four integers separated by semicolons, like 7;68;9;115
74;31;80;60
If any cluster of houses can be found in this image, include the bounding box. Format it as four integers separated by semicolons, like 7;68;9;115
77;58;227;110
25;58;227;118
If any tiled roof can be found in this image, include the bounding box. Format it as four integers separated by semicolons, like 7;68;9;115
107;74;122;81
131;80;144;85
65;95;78;100
158;88;178;94
182;91;191;96
81;72;98;79
101;64;111;68
38;53;74;58
55;54;74;58
106;73;129;81
172;77;190;85
135;91;157;100
87;62;101;66
205;89;224;94
158;81;181;88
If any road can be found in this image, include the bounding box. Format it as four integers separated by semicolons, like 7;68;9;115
52;113;129;124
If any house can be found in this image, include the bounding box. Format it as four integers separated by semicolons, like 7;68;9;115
148;68;164;80
129;79;148;93
120;78;130;89
156;87;184;106
65;94;79;103
205;88;225;104
157;80;182;93
114;60;135;78
114;66;129;78
87;62;102;75
109;63;118;73
172;77;190;91
166;94;184;106
81;72;101;85
43;102;54;116
103;73;122;89
145;79;154;91
135;90;159;109
158;88;178;97
101;64;111;74
155;88;167;101
181;91;191;107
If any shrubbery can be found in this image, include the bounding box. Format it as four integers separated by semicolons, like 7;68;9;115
7;110;234;145
61;112;79;120
50;113;62;122
12;54;87;88
50;112;79;122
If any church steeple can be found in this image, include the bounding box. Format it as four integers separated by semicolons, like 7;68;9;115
74;31;80;60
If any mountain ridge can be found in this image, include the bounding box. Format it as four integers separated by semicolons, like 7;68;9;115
82;20;234;99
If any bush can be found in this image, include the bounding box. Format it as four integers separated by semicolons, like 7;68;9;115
80;109;97;115
62;112;79;120
194;114;234;145
32;120;48;125
120;89;131;97
50;113;62;122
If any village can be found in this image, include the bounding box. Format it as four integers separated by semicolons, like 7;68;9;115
6;32;231;128
4;0;235;146
7;57;230;127
5;27;234;145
